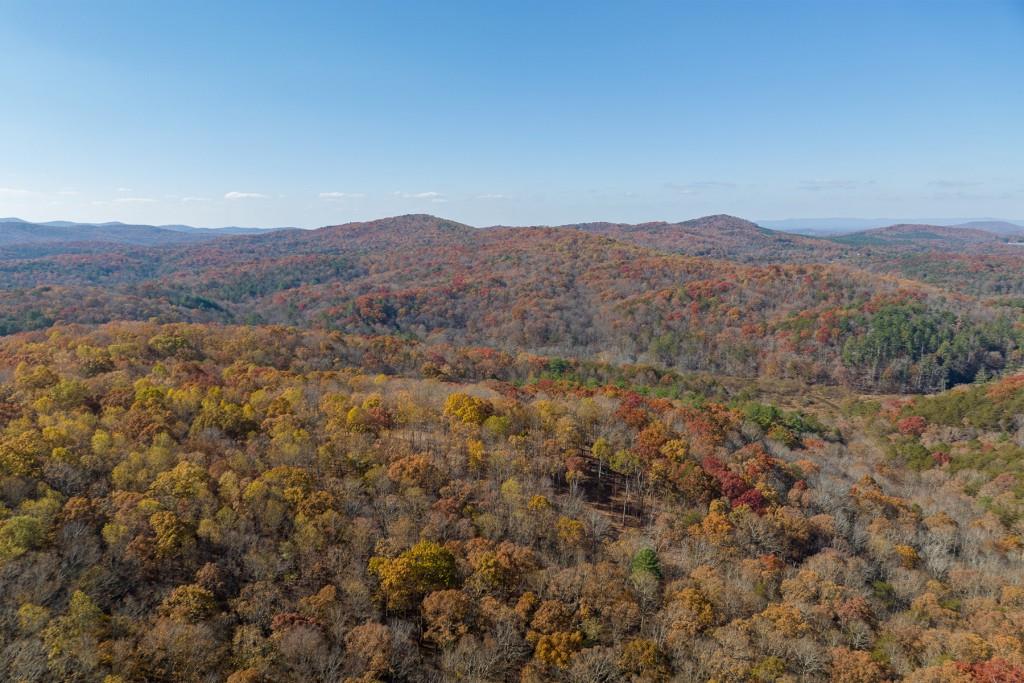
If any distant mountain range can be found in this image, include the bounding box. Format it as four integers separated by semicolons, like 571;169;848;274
760;217;1024;235
5;214;1020;246
0;217;280;249
540;214;1022;262
0;213;1020;393
2;213;1022;263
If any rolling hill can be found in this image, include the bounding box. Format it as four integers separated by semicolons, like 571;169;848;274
0;214;1017;393
831;223;1015;251
559;214;850;263
821;224;1024;296
0;218;275;249
953;219;1024;235
0;216;1021;683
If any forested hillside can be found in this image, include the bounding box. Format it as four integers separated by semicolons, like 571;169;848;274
0;215;1019;394
0;322;1021;682
5;0;1020;679
559;215;850;264
0;212;1021;682
832;224;1019;252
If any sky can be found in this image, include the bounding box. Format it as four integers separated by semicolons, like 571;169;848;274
1;0;1022;228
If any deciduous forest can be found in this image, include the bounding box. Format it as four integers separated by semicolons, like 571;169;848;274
0;215;1022;682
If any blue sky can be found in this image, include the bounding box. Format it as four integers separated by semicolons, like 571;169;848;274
1;0;1022;227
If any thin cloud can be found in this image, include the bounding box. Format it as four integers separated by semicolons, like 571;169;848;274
928;179;981;189
224;191;268;200
182;196;210;202
0;187;33;196
395;191;446;203
477;193;508;200
665;181;736;195
114;197;157;204
799;179;874;192
116;187;132;193
931;189;1020;201
319;191;366;199
395;191;441;199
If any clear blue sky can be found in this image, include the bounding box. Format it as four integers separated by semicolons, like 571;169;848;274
1;0;1022;227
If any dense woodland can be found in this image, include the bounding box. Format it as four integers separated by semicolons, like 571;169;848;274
0;215;1020;394
0;214;1022;681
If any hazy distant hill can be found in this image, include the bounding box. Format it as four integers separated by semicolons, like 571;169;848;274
761;216;1024;234
0;218;276;249
831;223;1016;251
952;220;1024;235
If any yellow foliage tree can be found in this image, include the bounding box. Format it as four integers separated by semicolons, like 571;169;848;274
368;540;459;611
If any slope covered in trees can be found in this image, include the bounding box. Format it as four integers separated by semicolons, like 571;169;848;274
0;215;1018;393
832;224;1020;253
852;252;1024;298
0;211;1021;682
852;369;1024;528
558;215;850;264
0;322;1022;682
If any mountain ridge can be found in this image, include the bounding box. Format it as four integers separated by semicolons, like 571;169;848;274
0;217;280;249
760;216;1024;234
0;212;1017;394
831;222;1018;251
